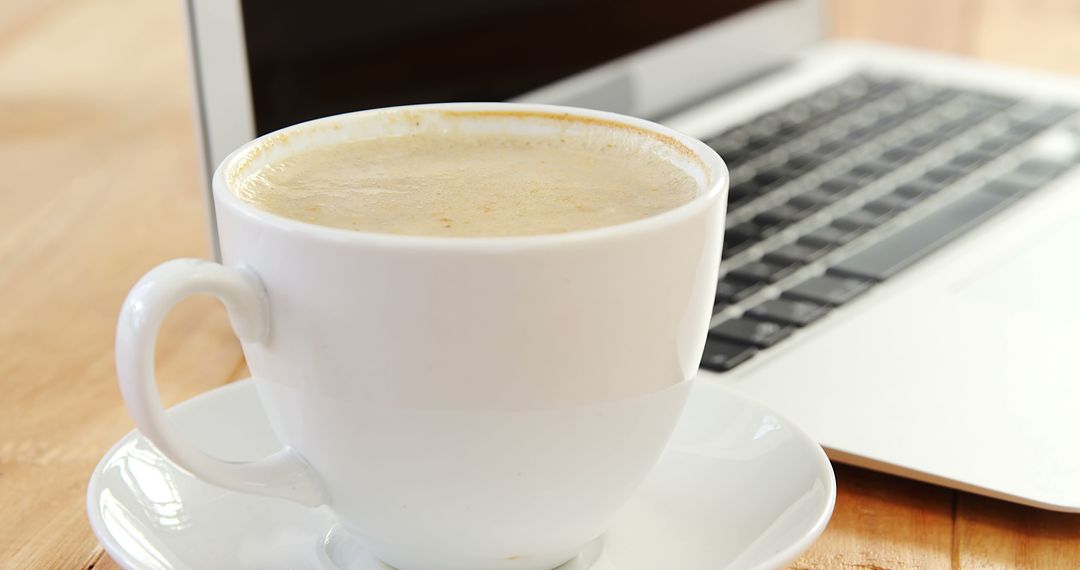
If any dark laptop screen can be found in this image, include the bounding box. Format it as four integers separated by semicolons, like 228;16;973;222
240;0;765;135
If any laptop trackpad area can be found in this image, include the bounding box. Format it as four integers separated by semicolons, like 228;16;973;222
717;181;1080;510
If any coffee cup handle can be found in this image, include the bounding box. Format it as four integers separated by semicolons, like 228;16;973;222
115;259;326;506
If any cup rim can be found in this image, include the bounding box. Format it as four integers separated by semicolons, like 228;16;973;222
212;102;728;251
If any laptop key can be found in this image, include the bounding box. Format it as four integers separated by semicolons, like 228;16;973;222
847;125;879;143
865;193;916;214
789;188;839;210
753;213;790;236
777;103;813;129
821;174;865;195
699;338;757;372
801;224;861;247
815;139;850;157
837;75;874;98
748;298;830;327
923;164;968;185
1008;158;1071;186
753;204;805;228
833;208;887;231
727;181;762;209
749;115;781;137
722;232;755;258
904;133;941;152
829;190;1011;281
753;166;793;188
980;178;1034;199
950;150;996;170
726;220;770;242
866;77;904;96
729;179;763;197
879;145;921;165
775;122;807;139
783;274;872;306
869;113;904;133
715;276;764;303
744;135;774;152
849;159;892;180
728;259;800;284
764;241;829;264
709;317;794;348
934;118;974;138
711;137;743;153
784;153;819;173
895;179;939;199
960;106;999;124
976;135;1016;155
785;196;824;214
809;90;842;114
1007;120;1047;140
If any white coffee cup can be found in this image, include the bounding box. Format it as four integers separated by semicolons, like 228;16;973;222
116;103;727;570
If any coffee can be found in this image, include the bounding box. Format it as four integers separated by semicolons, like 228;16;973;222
233;119;697;237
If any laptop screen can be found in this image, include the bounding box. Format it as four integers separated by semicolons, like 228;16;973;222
240;0;767;135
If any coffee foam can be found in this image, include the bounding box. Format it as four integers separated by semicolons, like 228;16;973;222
226;108;708;238
228;108;709;191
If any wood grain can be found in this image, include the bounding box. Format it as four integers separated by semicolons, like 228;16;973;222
792;465;955;569
955;494;1080;569
2;1;1080;569
0;0;243;568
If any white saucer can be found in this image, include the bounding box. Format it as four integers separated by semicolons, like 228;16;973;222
88;379;834;570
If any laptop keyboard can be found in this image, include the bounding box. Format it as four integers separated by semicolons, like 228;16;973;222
700;73;1079;373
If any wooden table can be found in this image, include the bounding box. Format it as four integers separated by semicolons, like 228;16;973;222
2;1;1078;568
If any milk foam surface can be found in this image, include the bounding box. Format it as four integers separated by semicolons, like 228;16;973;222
234;126;698;237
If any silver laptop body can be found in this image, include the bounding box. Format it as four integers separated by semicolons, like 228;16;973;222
185;0;1080;510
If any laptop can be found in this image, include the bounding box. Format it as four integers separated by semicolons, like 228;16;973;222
183;0;1080;511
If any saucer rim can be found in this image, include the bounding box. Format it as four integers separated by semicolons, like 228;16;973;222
731;387;836;570
87;379;836;570
86;381;260;570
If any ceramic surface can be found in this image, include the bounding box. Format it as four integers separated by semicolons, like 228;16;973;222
88;379;835;570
